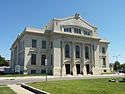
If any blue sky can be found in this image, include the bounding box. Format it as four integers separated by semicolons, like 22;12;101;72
0;0;125;63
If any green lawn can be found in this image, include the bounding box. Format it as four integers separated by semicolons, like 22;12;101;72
28;78;125;94
0;86;16;94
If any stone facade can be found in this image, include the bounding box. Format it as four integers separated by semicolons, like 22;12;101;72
10;13;110;76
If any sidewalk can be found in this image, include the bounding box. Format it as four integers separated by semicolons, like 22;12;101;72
0;75;55;80
0;74;124;85
8;84;34;94
0;74;124;80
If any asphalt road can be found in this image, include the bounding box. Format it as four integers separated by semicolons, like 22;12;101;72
0;74;124;85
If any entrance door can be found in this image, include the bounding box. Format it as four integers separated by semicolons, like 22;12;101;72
65;64;70;74
76;64;80;74
86;64;89;74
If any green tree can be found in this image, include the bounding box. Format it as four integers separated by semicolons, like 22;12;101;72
113;61;121;71
0;55;6;66
120;63;125;73
120;63;125;69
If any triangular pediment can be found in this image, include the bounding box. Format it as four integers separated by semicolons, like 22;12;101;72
54;13;97;31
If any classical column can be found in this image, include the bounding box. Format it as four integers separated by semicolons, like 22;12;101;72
81;43;84;75
83;66;87;75
82;43;87;75
61;40;66;76
90;44;94;73
72;42;77;76
90;45;93;65
92;45;95;67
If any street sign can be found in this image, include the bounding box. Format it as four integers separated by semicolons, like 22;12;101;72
15;65;20;73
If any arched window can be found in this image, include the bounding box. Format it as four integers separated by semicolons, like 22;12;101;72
65;44;70;58
85;46;89;59
76;45;80;58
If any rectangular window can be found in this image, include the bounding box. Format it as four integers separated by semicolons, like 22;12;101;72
31;70;36;74
84;31;90;36
41;55;46;65
41;70;46;74
102;47;106;54
78;29;81;34
64;28;67;32
74;28;81;34
64;28;71;33
84;31;86;35
42;40;46;49
103;58;106;66
31;54;36;65
74;28;77;33
88;32;90;35
32;39;36;48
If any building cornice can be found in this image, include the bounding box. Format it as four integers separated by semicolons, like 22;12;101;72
51;31;101;41
10;27;46;50
99;39;110;44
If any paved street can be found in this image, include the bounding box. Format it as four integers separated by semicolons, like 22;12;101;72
0;74;124;85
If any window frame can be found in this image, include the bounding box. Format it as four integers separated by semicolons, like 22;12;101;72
31;54;36;65
74;28;81;34
75;45;80;58
32;39;37;48
41;69;46;74
102;47;106;54
64;27;72;33
65;44;70;58
85;46;89;59
42;40;46;49
41;54;46;65
102;58;106;66
84;30;91;36
31;70;36;74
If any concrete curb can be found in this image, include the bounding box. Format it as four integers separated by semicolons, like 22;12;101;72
21;83;50;94
0;76;54;80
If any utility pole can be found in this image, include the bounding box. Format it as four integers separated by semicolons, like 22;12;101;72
113;55;120;62
45;59;47;82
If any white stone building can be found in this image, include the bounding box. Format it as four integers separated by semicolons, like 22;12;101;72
10;13;110;76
